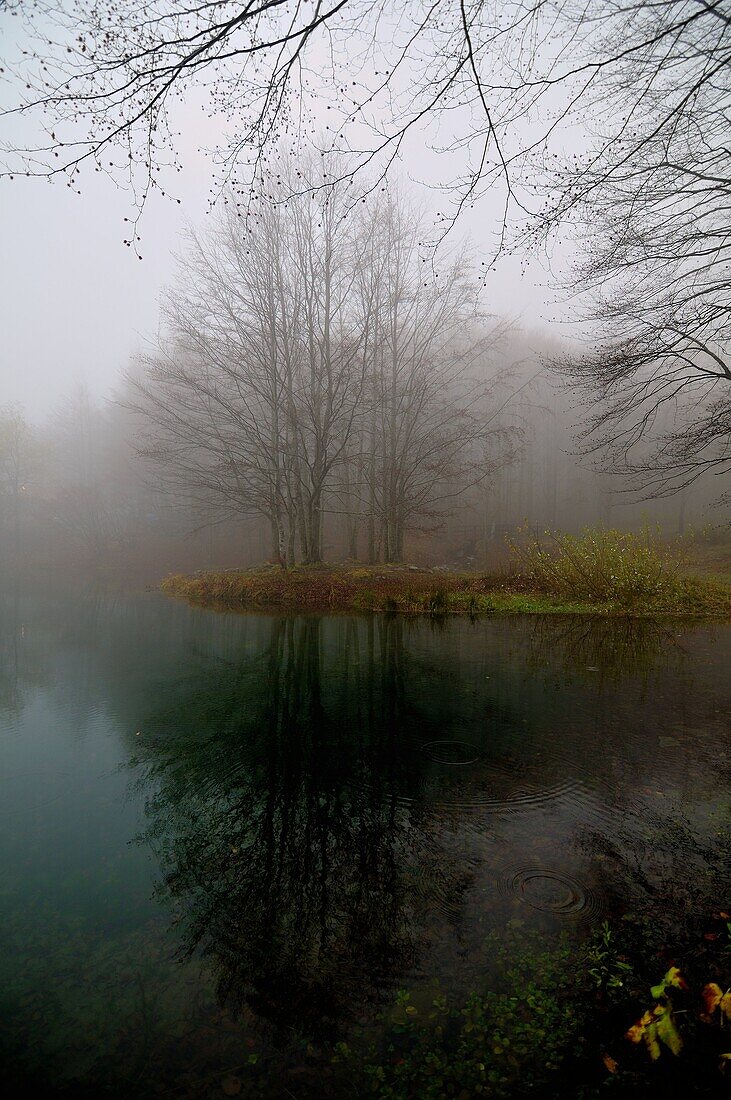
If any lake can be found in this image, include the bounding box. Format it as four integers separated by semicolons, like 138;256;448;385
1;588;729;1096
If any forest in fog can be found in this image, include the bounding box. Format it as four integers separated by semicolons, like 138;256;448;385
1;170;726;575
0;278;722;577
1;1;729;574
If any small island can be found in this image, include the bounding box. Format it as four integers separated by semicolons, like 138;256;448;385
162;528;731;619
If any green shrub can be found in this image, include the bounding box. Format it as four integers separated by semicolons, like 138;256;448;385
508;527;686;607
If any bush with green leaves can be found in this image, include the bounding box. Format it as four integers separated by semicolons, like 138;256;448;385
508;527;728;613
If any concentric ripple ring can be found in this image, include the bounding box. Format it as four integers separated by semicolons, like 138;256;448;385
498;867;599;917
421;739;481;765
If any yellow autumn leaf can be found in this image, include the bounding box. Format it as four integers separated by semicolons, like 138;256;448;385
626;1009;662;1060
626;1004;682;1061
626;1009;655;1045
664;966;688;991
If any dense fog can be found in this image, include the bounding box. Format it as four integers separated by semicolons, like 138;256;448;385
2;2;729;577
1;319;723;578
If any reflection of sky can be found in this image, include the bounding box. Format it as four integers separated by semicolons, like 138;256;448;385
0;685;154;916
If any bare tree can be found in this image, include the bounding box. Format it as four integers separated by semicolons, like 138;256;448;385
128;172;367;564
354;197;516;561
548;5;731;497
285;170;368;561
3;4;725;239
5;2;728;499
128;181;518;564
4;0;725;499
129;208;297;565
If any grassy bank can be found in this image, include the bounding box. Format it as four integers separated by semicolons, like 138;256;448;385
161;530;731;618
162;563;601;616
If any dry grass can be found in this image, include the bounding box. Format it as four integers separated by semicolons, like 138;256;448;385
163;563;493;613
161;547;731;619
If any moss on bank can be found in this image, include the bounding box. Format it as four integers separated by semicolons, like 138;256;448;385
160;561;731;618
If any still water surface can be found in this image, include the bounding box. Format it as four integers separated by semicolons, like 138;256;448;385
1;589;729;1095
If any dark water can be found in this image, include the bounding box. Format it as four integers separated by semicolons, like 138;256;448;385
1;589;729;1096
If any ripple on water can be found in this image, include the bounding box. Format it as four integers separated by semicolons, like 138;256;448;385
497;867;601;919
431;776;610;826
421;739;481;765
408;833;480;920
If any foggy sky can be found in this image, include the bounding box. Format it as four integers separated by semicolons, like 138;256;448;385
0;11;567;421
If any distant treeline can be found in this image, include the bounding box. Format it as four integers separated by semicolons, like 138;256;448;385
1;371;721;579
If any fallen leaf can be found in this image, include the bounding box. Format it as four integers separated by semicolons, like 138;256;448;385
602;1053;618;1074
221;1076;242;1096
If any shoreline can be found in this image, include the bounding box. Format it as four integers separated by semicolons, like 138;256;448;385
160;563;731;619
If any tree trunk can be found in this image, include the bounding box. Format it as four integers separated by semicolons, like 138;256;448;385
287;515;296;566
270;512;286;568
309;497;323;563
348;517;359;560
395;517;404;562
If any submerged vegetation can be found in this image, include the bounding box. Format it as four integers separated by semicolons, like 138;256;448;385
324;918;731;1099
162;528;731;619
331;934;586;1099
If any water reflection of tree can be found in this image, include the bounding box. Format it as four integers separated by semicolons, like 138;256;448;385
133;616;468;1040
526;615;687;683
0;585;49;719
